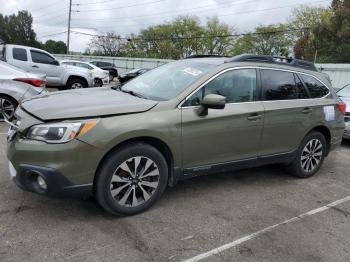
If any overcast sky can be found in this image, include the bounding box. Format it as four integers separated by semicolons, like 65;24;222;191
1;0;330;52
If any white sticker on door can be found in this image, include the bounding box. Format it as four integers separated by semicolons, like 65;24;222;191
323;106;335;121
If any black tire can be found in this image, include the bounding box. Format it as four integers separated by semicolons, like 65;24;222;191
94;78;103;87
109;74;114;82
95;143;168;216
110;69;118;78
0;95;18;121
287;131;326;178
66;78;87;89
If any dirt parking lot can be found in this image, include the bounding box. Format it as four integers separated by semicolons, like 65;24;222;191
0;121;350;262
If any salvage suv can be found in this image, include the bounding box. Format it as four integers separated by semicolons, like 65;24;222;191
6;54;345;216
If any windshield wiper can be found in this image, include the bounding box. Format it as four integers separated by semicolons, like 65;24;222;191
111;85;148;99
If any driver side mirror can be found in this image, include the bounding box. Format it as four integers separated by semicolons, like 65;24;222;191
197;94;226;116
52;60;59;66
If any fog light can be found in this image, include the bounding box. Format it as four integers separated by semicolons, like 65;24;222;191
37;175;47;190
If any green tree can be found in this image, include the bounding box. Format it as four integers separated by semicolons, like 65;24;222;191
43;40;67;54
314;0;350;62
3;11;41;47
231;24;292;57
288;5;332;60
202;17;234;55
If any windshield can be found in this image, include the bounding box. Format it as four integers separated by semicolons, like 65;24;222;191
337;84;350;98
121;61;216;101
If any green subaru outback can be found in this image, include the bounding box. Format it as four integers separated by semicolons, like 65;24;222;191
5;54;346;216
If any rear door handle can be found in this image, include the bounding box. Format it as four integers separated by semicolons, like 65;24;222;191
32;65;39;68
247;113;262;121
302;107;313;114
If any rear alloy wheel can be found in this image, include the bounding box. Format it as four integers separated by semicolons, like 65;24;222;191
95;143;168;216
287;131;326;178
300;139;323;173
0;95;18;120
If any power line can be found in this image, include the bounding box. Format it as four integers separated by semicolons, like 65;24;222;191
27;0;63;13
33;9;69;20
71;0;326;23
74;0;148;5
75;0;166;12
72;0;249;20
70;27;311;41
70;0;328;31
37;31;68;38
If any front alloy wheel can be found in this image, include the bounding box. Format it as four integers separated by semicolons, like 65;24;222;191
95;143;168;216
110;156;160;207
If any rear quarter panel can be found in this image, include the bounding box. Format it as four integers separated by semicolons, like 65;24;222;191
0;80;29;102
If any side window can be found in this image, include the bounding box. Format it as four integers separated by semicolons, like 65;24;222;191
183;69;257;107
30;50;55;64
300;74;329;98
13;48;27;61
79;63;93;70
262;69;297;100
294;74;310;99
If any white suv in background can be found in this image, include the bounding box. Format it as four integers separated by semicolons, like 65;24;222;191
61;60;110;87
2;44;94;89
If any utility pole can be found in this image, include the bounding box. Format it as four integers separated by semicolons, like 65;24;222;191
67;0;72;54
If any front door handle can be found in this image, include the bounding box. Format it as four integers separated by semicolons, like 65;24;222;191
302;107;313;114
32;65;39;68
247;113;262;121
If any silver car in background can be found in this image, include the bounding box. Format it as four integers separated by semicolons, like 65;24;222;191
0;61;46;120
337;84;350;139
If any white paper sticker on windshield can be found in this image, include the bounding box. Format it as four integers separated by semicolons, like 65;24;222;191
324;106;335;121
183;67;203;76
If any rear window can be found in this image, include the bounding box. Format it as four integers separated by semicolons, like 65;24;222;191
300;74;329;98
13;48;27;61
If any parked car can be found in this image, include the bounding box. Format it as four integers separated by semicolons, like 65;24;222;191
119;68;150;83
6;54;345;216
90;61;118;81
0;61;46;120
336;84;350;139
2;44;94;89
61;60;110;87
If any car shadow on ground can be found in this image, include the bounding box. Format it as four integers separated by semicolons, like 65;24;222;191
13;164;294;219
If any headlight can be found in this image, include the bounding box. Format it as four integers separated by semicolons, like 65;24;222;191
26;120;98;143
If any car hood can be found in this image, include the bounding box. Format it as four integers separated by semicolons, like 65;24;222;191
21;87;158;120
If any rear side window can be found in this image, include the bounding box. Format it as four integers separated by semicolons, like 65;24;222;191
30;50;55;64
13;48;27;61
300;74;329;98
262;69;297;100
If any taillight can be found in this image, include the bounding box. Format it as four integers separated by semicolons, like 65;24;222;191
336;101;346;115
14;78;45;87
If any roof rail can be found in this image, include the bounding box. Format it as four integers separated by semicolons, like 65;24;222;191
184;55;229;59
225;54;318;72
